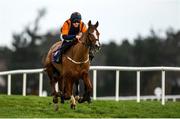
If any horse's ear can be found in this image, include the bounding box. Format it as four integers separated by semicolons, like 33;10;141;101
95;21;99;28
88;20;91;26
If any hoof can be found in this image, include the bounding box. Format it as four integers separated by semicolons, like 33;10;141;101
78;97;92;103
75;96;80;101
54;103;59;111
53;97;58;103
78;97;85;103
87;98;92;103
57;91;63;97
70;104;76;110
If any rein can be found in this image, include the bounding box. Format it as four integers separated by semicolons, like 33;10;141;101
64;28;98;65
65;39;90;64
64;35;90;65
78;32;92;48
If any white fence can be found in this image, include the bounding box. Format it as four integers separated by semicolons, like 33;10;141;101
1;66;180;105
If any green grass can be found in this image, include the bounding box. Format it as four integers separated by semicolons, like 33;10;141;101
0;95;180;118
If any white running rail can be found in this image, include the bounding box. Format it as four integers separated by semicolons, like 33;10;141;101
1;66;180;105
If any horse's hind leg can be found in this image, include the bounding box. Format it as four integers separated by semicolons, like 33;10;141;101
57;76;65;104
47;68;59;111
49;78;59;111
49;78;57;95
75;80;79;96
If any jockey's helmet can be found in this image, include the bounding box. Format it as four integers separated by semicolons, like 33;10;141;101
70;12;81;23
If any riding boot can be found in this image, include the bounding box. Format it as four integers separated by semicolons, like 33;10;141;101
52;42;67;63
53;49;62;63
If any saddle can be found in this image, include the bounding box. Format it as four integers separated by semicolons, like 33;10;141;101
51;40;78;64
44;41;62;65
51;41;62;53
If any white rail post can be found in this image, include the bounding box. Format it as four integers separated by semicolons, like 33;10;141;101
93;70;97;100
39;73;43;96
115;70;119;101
161;70;165;105
7;74;11;95
136;71;140;103
55;83;59;92
23;73;27;96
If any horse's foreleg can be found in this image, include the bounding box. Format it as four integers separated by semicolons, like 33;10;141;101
63;77;72;99
83;72;92;94
74;80;80;102
79;72;92;103
64;78;77;109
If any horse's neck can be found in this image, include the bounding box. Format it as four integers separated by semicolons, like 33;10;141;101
67;40;89;61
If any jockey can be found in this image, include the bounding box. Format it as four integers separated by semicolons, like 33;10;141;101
53;12;93;63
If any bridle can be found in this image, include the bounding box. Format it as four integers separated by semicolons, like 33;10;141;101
80;27;101;52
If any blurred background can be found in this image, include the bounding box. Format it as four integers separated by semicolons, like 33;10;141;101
0;0;180;97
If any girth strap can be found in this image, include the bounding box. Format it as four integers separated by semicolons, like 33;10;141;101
66;56;89;64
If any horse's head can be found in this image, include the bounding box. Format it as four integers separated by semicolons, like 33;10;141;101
84;20;101;51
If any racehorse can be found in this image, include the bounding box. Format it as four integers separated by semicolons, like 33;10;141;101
43;20;100;111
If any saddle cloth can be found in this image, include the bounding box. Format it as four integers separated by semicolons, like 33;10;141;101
50;41;62;62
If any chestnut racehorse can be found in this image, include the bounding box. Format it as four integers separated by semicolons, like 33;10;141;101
43;20;100;110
